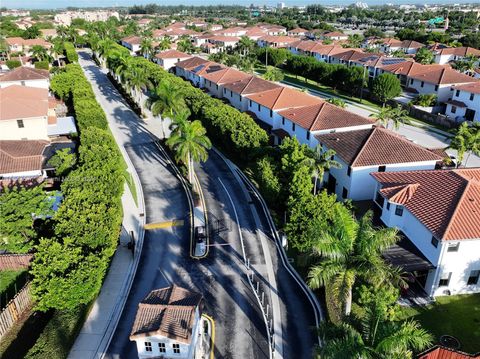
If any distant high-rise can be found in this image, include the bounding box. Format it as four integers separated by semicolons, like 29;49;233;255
277;2;286;9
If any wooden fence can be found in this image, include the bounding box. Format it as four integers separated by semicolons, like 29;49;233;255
0;282;32;338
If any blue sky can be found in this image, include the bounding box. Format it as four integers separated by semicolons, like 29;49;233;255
3;0;475;9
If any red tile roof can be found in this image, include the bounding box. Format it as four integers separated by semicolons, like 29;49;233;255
0;140;49;175
278;101;374;132
223;75;281;96
121;35;142;45
453;82;480;95
175;56;209;70
6;37;52;48
246;86;322;110
436;46;480;57
130;285;202;343
418;346;480;358
0;254;33;270
316;126;442;167
409;65;479;85
259;35;297;44
0;85;48;121
373;168;480;241
202;67;251;85
154;49;191;59
0;67;49;82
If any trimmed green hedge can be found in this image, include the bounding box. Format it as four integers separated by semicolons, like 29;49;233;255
64;42;78;63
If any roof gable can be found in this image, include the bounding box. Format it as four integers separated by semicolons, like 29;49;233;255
246;86;321;110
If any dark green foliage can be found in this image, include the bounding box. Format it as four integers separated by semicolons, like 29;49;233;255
48;148;76;176
371;73;402;104
6;60;21;69
254;156;281;206
64;42;78;63
34;60;49;70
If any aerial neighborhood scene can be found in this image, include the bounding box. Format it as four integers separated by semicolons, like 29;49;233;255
1;0;480;358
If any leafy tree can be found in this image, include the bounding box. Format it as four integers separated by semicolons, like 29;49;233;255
31;45;51;62
6;60;21;69
449;122;480;167
371;73;402;105
307;209;401;315
34;60;49;70
327;98;346;108
263;66;284;81
255;156;281;206
363;27;384;38
236;35;256;56
23;25;40;39
140;37;154;58
48;148;76;176
157;36;172;51
302;145;341;194
177;36;194;53
166;120;212;183
147;79;186;138
411;93;437;107
0;185;54;253
414;47;434;65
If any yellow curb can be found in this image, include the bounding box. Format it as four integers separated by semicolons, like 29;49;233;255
202;314;215;359
144;220;184;229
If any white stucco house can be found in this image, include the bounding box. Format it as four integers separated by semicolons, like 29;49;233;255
379;38;424;55
315;126;443;201
120;36;142;54
154;50;192;71
372;168;480;298
445;82;480;123
434;46;480;65
0;67;50;89
202;67;251;98
130;285;203;359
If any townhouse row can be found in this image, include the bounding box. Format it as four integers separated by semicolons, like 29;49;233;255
163;53;480;300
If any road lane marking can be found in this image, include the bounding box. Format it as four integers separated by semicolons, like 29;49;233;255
144;220;184;229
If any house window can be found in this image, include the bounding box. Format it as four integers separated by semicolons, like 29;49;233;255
282;117;285;125
435;85;439;91
386;202;390;210
342;187;348;198
145;342;152;352
420;81;424;88
347;167;351;177
455;90;460;97
173;343;181;354
17;120;24;128
431;236;438;248
467;270;480;285
231;91;233;98
158;343;166;353
249;100;252;107
257;104;260;111
224;88;226;94
447;242;460;252
216;84;218;90
21;80;26;86
395;205;403;216
306;132;310;140
439;272;452;287
451;106;457;114
470;93;475;101
270;109;273;118
292;123;295;131
378;165;386;172
410;79;414;85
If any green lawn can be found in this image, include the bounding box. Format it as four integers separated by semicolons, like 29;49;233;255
398;294;480;353
0;270;26;295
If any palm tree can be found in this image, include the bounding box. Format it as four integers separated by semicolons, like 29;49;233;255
146;80;186;138
177;36;194;53
236;36;256;56
390;105;410;130
66;26;79;45
31;45;50;62
157;36;172;51
111;53;132;83
448;122;480;167
56;25;68;40
169;108;191;136
307;209;401;315
140;37;153;59
302;145;341;195
370;105;406;129
327;98;347;108
317;306;433;358
166;120;212;183
124;66;152;110
49;41;64;66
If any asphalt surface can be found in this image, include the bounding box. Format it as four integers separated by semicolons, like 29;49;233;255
78;50;319;359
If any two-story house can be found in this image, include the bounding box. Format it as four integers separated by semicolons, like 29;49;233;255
202;67;251;98
434;46;480;65
445;82;480;122
5;37;52;56
130;285;203;359
316;126;443;200
372;168;480;298
153;50;192;71
257;35;297;48
120;36;142;54
0;67;50;89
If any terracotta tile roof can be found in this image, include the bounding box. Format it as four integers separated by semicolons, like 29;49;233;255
175;56;209;70
259;35;297;44
191;61;225;76
154;49;191;59
323;31;346;37
311;44;352;56
246;86;322;110
6;37;52;47
399;39;425;49
209;35;240;42
289;40;319;52
0;67;49;82
372;168;480;241
245;27;267;37
288;27;307;34
409;66;479;85
380;61;433;75
331;49;365;62
436;46;480;57
0;85;48;121
278;101;374;132
202;67;250;85
316;126;442;167
223;75;280;95
0;140;49;175
418;346;480;359
130;285;202;343
0;254;33;270
121;35;142;45
453;82;480;95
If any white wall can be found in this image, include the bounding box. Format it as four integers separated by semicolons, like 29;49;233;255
224;89;247;111
0;169;44;178
446;88;480;122
247;100;273;125
0;79;49;89
408;78;455;103
0;117;49;140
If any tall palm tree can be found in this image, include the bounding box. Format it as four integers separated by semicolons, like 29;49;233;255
49;41;64;66
169;108;191;136
157;36;172;51
317;307;433;358
31;45;50;62
302;145;341;195
307;208;401;315
66;26;79;45
140;37;153;59
236;36;256;56
111;53;132;83
370;106;396;129
56;25;68;40
390;105;410;130
448;122;480;167
166;120;212;183
146;80;186;138
124;66;152;109
177;36;194;53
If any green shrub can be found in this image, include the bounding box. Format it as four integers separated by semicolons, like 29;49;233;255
6;60;21;69
34;60;49;70
64;42;78;63
411;93;437;107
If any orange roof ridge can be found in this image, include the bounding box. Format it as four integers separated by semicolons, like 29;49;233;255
350;127;379;167
442;176;471;240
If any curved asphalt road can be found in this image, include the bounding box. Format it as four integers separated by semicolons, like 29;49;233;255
78;50;318;359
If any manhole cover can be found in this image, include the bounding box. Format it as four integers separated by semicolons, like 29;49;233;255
440;335;460;349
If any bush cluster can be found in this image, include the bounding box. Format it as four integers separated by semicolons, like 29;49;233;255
64;42;78;63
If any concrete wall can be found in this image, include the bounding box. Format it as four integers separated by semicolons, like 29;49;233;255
0;117;49;140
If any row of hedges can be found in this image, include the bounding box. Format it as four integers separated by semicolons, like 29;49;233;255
64;42;78;63
31;64;124;312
